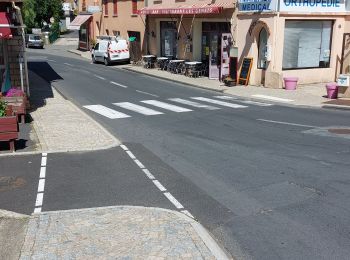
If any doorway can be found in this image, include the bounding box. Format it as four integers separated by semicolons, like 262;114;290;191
128;31;142;62
201;22;231;79
341;33;350;74
160;21;177;58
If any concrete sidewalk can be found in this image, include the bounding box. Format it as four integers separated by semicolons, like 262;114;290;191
28;71;120;153
69;48;350;110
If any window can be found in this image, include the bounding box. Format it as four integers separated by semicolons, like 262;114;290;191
82;0;86;11
283;20;332;69
132;0;137;14
113;30;120;36
258;28;268;69
104;0;108;16
113;0;118;16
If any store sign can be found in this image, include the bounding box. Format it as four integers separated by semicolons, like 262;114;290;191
87;6;101;13
139;7;222;15
238;0;278;12
280;0;348;12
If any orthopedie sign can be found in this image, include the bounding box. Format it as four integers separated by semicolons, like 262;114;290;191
238;0;278;12
239;57;253;86
280;0;349;12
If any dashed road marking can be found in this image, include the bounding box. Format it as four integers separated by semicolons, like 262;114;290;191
34;153;48;213
121;145;193;218
94;74;106;80
64;62;73;67
257;119;316;128
110;81;128;88
136;90;159;97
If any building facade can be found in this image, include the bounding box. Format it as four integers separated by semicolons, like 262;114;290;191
237;0;350;87
0;0;28;95
71;0;146;61
140;0;236;79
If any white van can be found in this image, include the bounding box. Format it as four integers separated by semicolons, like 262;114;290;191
91;36;130;65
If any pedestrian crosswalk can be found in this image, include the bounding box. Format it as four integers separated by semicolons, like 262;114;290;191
83;96;273;120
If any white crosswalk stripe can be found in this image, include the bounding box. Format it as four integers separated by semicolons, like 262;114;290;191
213;95;238;100
191;97;248;108
84;105;130;119
113;102;163;115
141;100;193;112
168;98;219;110
240;100;273;106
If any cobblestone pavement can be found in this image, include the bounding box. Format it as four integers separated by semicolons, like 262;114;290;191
29;71;120;153
20;206;230;259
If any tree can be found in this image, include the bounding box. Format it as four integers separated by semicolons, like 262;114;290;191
22;0;63;31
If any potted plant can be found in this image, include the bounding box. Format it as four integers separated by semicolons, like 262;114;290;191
0;98;19;152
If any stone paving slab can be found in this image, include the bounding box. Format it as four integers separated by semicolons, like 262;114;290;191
29;71;120;153
20;206;230;260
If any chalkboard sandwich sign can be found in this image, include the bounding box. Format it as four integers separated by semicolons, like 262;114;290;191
239;57;253;86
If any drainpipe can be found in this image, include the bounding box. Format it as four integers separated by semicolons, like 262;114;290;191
12;1;30;97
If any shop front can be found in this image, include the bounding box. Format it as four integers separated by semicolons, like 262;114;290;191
139;1;236;80
237;0;350;87
69;14;93;50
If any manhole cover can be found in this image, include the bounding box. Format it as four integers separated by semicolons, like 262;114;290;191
0;176;26;192
328;129;350;135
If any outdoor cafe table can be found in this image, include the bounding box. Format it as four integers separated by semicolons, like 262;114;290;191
185;61;202;77
142;55;156;68
156;57;169;70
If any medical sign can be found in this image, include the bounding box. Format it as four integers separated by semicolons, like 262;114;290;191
238;0;278;12
280;0;348;12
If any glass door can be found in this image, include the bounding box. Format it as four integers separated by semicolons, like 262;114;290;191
160;21;177;59
209;33;219;79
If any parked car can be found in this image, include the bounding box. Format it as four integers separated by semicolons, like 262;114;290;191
91;36;130;66
25;34;44;49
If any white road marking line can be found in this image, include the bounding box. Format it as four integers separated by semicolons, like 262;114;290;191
136;90;159;97
191;97;248;108
168;98;219;110
34;207;41;213
84;105;130;119
257;119;316;128
94;74;106;80
181;210;195;219
35;193;44;207
141;100;193;112
38;179;45;193
113;102;163;115
213;95;238;100
41;157;47;167
134;159;146;169
164;192;184;209
64;62;73;67
252;94;294;102
241;100;273;107
126;150;136;160
120;144;128;151
39;167;46;178
153;180;167;192
42;153;47;156
143;169;155;180
47;59;56;63
110;81;128;88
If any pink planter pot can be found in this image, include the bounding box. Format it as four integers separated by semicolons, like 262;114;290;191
326;83;338;99
283;77;298;90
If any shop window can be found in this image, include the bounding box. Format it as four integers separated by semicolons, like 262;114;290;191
258;28;268;69
283;20;332;69
160;21;177;58
104;0;108;16
132;0;137;14
113;0;118;16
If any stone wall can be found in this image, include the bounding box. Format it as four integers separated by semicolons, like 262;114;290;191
6;34;26;90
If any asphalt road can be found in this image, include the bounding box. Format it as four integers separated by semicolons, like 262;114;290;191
21;45;350;259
